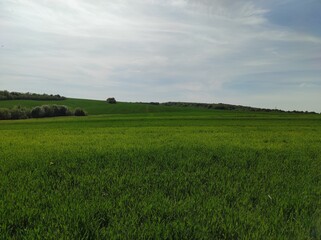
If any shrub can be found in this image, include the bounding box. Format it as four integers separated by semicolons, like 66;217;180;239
106;98;116;104
41;105;53;117
57;105;68;116
31;106;45;118
31;105;70;118
0;108;11;120
10;106;29;119
0;104;87;120
0;90;66;100
74;108;87;116
51;105;60;116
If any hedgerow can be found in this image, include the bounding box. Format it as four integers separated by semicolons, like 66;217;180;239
0;105;86;120
0;90;66;100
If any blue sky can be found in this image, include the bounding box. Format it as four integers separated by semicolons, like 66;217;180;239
1;0;320;112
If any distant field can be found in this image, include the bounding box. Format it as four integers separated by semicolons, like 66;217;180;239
0;98;211;115
0;104;320;238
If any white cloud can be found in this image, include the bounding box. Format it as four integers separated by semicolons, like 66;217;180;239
0;0;320;111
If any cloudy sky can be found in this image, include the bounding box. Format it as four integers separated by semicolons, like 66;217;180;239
1;0;320;111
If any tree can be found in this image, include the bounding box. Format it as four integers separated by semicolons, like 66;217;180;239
74;108;87;116
10;106;29;119
106;97;116;104
57;105;68;116
31;106;44;118
41;105;53;117
0;108;11;120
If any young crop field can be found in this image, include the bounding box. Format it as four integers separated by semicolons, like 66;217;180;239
0;107;320;239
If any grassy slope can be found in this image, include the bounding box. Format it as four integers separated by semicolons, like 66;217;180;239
0;98;212;115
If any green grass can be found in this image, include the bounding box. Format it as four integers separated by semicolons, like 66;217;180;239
0;106;321;238
0;98;211;115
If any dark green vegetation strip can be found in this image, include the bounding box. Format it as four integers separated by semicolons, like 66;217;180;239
0;112;321;239
0;90;65;101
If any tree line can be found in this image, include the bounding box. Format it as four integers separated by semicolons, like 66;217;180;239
0;105;86;120
0;90;66;101
161;102;319;114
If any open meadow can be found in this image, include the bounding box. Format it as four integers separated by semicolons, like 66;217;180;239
0;100;321;239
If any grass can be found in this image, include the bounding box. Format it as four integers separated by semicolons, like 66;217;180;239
0;104;320;239
0;98;211;115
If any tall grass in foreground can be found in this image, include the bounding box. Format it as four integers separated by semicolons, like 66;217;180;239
0;114;320;239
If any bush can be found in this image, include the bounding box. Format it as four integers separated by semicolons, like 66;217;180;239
0;108;11;120
10;106;29;119
0;105;87;120
57;105;68;116
31;105;70;118
149;102;160;105
74;108;87;116
0;90;66;101
31;106;45;118
51;105;60;116
41;105;53;117
106;98;116;104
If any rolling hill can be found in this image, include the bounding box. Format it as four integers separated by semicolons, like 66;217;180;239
0;98;215;116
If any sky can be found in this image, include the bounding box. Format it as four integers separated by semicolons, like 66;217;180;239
1;0;321;112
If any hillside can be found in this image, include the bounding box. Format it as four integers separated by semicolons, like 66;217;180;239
1;98;320;117
0;90;319;116
161;102;319;114
0;98;211;116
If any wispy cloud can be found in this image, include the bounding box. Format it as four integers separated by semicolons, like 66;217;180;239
0;0;320;111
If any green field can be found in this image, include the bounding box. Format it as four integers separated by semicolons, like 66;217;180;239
0;100;320;239
0;98;211;115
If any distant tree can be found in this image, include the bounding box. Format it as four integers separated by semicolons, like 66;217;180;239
57;105;68;116
0;90;66;100
41;105;53;117
74;108;87;116
0;104;87;120
31;106;44;118
30;105;74;118
10;106;29;119
106;97;116;104
51;105;60;116
0;108;11;120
